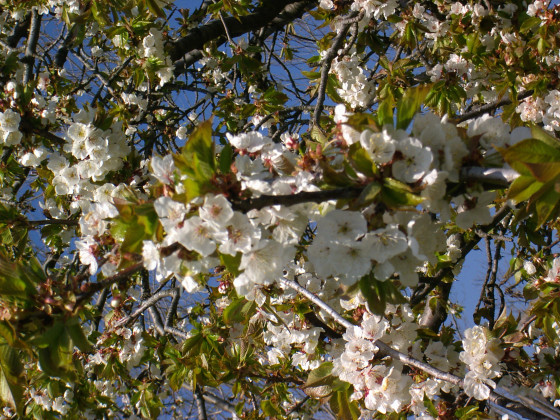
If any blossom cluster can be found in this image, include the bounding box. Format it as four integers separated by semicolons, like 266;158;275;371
331;54;376;109
517;90;560;132
0;109;22;146
331;314;413;414
460;326;504;400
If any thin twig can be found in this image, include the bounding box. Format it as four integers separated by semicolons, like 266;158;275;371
455;90;534;123
312;14;358;127
113;289;179;329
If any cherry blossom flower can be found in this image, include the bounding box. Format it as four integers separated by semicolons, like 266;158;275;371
176;216;217;257
392;137;433;183
360;129;396;164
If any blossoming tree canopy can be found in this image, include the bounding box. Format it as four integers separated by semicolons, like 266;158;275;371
2;0;560;418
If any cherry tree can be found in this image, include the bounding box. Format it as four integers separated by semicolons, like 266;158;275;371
1;0;560;418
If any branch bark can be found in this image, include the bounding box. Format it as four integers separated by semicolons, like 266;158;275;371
231;166;518;213
312;13;359;127
170;0;314;73
113;288;179;329
195;386;208;420
22;9;41;85
455;90;535;123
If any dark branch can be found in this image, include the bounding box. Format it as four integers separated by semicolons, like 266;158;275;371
231;187;363;212
22;9;41;85
171;0;315;73
195;386;208;420
455;90;534;123
411;205;512;305
312;16;356;127
6;13;31;49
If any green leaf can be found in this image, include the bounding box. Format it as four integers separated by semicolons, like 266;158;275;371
520;16;542;33
180;119;216;180
136;385;162;419
310;125;327;145
424;395;438;417
360;275;407;315
381;178;424;208
507;175;543;203
0;255;41;297
305;362;333;388
302;70;321;80
65;320;94;353
531;126;560;149
121;221;148;254
261;399;283;416
396;84;432;130
534;185;560;227
181;332;204;355
521;161;560;183
237;55;261;75
501;139;560;165
348;143;377;178
329;386;360;420
455;405;484;419
219;144;233;173
401;22;417;49
0;323;16;347
222;297;255;324
0;342;24;416
345;113;379;132
36;322;76;380
359;275;386;315
112;203;159;254
377;94;394;127
220;252;241;277
326;74;344;103
146;0;166;18
356;182;382;206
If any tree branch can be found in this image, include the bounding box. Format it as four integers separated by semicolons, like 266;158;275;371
195;386;208;420
75;262;143;305
171;0;314;73
312;13;359;127
113;288;179;329
455;90;534;123
6;13;31;49
411;204;512;305
231;187;363;212
231;166;517;212
459;167;519;187
22;9;41;85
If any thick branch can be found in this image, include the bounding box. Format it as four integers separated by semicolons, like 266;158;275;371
6;13;31;49
75;262;143;305
195;386;208;420
231;187;363;212
171;0;314;72
460;167;518;187
232;167;517;212
22;9;41;85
